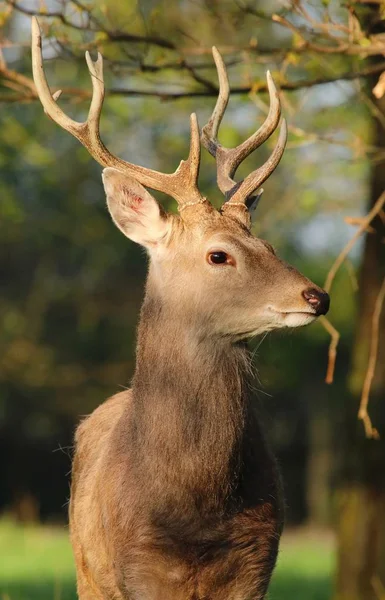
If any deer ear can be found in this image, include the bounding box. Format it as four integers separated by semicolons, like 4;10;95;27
102;168;172;248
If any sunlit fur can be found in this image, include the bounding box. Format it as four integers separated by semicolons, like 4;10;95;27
69;168;327;600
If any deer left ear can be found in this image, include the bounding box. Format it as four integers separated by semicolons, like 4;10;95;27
102;168;172;248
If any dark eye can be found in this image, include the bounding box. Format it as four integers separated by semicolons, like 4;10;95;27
207;251;235;266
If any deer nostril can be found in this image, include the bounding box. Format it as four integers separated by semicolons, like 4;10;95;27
302;288;330;316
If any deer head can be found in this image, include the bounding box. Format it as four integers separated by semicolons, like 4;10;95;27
31;18;329;340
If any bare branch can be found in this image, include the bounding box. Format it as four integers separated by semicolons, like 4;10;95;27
3;56;385;104
320;191;385;386
3;59;385;105
372;575;385;600
272;14;350;55
4;0;176;49
107;60;385;99
0;62;36;95
320;316;340;385
358;276;385;440
4;0;93;32
4;0;385;105
324;190;385;293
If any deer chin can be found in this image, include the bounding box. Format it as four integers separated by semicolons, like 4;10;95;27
234;310;317;339
263;306;318;330
273;310;317;328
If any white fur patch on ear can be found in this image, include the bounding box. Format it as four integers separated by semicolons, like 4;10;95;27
102;168;171;248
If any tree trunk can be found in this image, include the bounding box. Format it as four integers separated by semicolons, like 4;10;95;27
306;412;332;526
334;61;385;600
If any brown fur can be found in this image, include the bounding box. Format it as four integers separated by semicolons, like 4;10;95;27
69;170;329;599
70;336;282;600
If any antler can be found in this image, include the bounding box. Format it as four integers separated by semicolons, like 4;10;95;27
31;17;204;208
201;47;287;212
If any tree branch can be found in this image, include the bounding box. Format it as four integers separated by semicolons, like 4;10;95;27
3;58;385;104
358;275;385;439
324;190;385;293
4;0;176;49
320;316;341;385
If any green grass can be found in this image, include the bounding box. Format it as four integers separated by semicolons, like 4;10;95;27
0;519;76;600
0;519;334;599
270;531;334;600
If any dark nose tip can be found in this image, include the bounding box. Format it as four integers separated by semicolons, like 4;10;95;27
302;288;330;316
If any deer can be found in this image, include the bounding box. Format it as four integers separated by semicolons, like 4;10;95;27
31;17;329;600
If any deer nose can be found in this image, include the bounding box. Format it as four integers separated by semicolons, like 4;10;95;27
302;288;330;316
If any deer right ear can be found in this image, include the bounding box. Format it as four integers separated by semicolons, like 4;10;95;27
102;168;172;248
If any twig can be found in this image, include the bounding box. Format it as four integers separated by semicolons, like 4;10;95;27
320;316;340;384
0;63;36;94
271;9;385;57
372;575;385;600
358;275;385;440
324;190;385;293
344;258;359;291
4;0;176;49
272;14;350;54
344;216;376;234
294;2;351;36
321;192;385;386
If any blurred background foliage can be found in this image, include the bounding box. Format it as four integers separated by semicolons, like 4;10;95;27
1;1;385;599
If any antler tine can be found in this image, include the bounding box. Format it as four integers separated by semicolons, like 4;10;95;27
202;46;286;209
85;51;104;130
31;17;204;208
170;113;202;201
32;17;81;137
185;113;201;184
227;119;287;205
201;46;230;157
225;71;281;182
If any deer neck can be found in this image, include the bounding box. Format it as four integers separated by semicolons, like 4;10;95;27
130;290;251;511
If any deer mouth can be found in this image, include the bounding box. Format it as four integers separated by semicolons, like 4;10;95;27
279;311;317;327
268;308;318;328
281;310;316;316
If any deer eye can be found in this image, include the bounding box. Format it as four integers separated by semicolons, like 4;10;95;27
207;251;235;266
